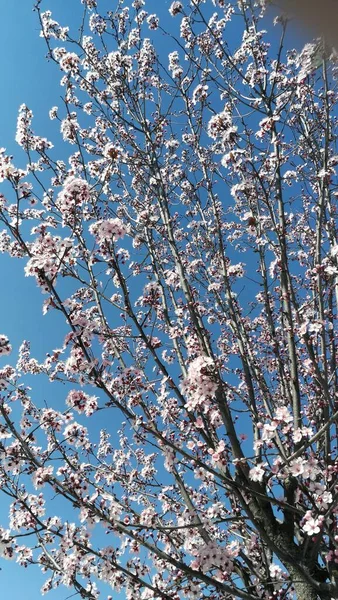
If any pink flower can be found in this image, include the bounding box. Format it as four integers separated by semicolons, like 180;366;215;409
59;52;80;74
66;390;98;416
63;422;89;447
289;458;304;477
181;355;217;411
210;440;227;464
274;406;293;424
292;428;303;444
0;335;12;357
169;1;183;16
302;512;323;536
57;176;91;213
249;463;267;482
32;466;54;489
147;14;159;30
261;423;277;442
89;218;129;244
269;563;284;581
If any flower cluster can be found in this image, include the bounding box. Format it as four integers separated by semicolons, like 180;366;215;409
190;540;239;575
207;108;237;142
89;218;129;244
56;176;91;215
66;389;98;416
59;51;80;75
181;356;218;411
40;10;69;40
16;104;53;151
0;335;12;357
63;421;89;447
169;1;183;16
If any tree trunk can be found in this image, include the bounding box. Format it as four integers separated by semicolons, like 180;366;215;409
287;565;332;600
292;580;319;600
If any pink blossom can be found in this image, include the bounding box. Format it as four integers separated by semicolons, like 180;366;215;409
0;335;12;357
249;463;267;482
181;356;218;411
169;1;183;16
31;466;54;489
66;390;98;416
59;52;80;74
57;176;91;213
0;2;337;598
269;563;284;581
89;218;129;244
302;512;323;536
261;422;277;442
289;458;304;477
63;421;89;447
274;406;293;424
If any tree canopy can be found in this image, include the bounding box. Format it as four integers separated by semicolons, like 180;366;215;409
0;1;338;599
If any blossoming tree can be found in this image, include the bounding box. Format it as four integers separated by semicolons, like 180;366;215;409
0;0;337;599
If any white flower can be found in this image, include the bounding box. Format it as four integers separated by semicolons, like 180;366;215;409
289;458;304;477
89;218;129;244
59;52;80;74
302;517;321;536
274;406;293;423
261;423;277;442
169;1;183;16
249;463;267;482
0;335;12;357
292;428;303;444
269;563;284;580
49;106;58;120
